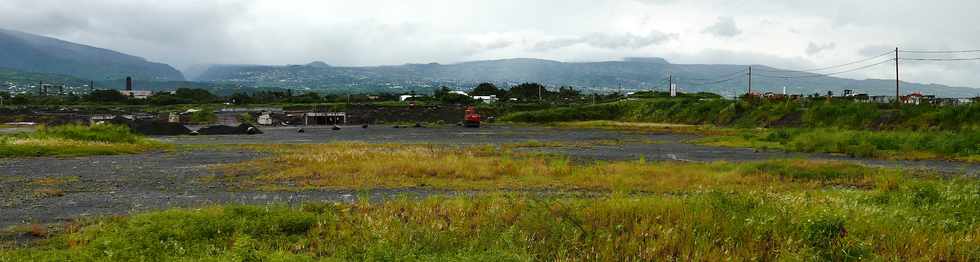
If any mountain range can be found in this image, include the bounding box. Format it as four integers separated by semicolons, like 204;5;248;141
1;27;977;98
196;58;980;98
0;28;184;81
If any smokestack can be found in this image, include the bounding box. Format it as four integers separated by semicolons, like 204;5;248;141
90;81;94;92
39;81;43;95
126;77;133;91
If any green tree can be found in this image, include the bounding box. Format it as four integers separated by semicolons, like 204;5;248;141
84;90;129;104
174;88;219;103
558;86;581;101
509;83;551;102
471;83;502;96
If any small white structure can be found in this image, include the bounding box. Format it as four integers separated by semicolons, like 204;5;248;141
257;113;274;125
449;91;468;96
168;112;180;123
400;95;422;101
669;83;678;97
472;95;498;104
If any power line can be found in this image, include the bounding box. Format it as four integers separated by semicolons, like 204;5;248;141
754;58;895;79
753;50;895;74
681;68;747;81
900;49;980;54
900;57;980;61
682;74;745;87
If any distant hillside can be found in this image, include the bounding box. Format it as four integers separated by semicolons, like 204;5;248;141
0;28;184;81
197;58;979;97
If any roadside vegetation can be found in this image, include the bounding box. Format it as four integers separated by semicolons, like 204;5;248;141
696;128;980;162
502;98;980;161
0;124;166;157
4;143;979;260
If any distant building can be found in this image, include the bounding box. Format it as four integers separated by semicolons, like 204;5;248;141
472;95;498;104
400;95;422;101
902;92;935;105
119;90;153;99
869;96;896;104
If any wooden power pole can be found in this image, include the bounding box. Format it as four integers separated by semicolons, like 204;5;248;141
895;47;900;106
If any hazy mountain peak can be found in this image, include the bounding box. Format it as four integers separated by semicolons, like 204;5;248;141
0;28;184;81
307;61;331;68
622;57;669;64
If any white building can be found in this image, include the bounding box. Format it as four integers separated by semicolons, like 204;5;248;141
472;95;498;104
400;95;422;101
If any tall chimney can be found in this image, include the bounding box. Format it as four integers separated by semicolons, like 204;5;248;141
125;77;133;91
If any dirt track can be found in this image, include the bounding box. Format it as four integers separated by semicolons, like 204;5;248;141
1;125;977;231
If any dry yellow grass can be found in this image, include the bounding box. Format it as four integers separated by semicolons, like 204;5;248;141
216;143;883;192
553;120;736;135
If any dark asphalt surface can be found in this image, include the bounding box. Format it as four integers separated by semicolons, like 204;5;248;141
1;125;976;230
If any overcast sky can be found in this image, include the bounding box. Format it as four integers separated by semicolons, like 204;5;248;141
2;0;980;88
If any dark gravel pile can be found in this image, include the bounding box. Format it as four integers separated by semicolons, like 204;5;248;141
197;123;262;135
108;117;192;136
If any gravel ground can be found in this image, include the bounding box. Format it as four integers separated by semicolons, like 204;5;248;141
1;125;977;231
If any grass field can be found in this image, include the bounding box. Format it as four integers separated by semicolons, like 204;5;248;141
0;124;167;158
500;99;980;162
216;143;891;192
694;128;980;162
3;142;979;260
539;120;980;162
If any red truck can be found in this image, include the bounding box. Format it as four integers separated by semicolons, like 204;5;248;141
463;106;481;128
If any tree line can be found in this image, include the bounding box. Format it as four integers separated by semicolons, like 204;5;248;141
1;82;626;106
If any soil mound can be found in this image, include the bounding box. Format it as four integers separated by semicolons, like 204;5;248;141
108;117;191;136
197;123;262;135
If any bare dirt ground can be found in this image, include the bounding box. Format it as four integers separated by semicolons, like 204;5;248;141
1;125;977;231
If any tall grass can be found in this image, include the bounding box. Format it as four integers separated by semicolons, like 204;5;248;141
501;98;980;131
3;183;978;260
697;128;980;161
0;124;165;157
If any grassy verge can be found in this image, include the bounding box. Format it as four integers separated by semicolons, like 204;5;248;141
0;124;168;158
3;175;978;260
695;128;980;162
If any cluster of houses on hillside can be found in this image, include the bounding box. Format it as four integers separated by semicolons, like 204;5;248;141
756;89;977;106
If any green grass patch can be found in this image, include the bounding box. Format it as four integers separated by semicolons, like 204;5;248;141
501;98;980;131
696;128;980;161
4;183;979;261
0;124;168;158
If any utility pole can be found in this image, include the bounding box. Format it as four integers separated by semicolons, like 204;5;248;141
895;47;900;106
538;84;542;102
747;66;752;96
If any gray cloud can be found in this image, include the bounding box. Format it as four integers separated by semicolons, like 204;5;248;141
805;42;836;55
701;17;741;38
532;31;677;51
0;0;978;88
